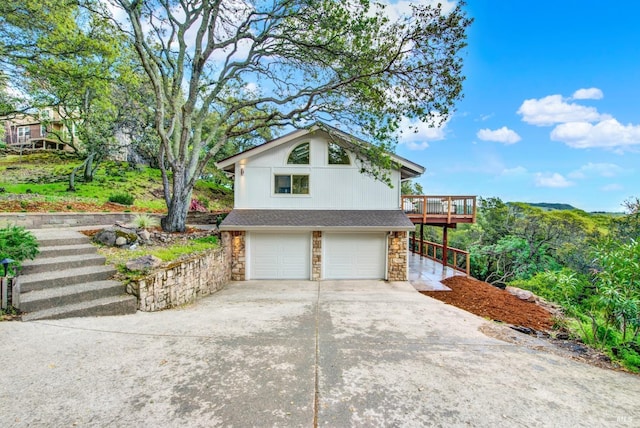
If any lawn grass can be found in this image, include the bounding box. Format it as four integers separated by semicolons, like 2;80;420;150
98;235;220;274
0;151;232;212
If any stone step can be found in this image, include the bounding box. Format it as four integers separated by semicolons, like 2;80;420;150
19;265;116;293
21;295;138;321
30;233;90;248
21;254;107;275
37;243;97;258
19;280;126;313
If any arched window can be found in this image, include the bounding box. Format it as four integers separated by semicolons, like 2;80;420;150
287;142;310;164
328;142;350;165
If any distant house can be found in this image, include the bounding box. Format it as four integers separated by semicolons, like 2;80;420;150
216;124;426;281
2;108;74;152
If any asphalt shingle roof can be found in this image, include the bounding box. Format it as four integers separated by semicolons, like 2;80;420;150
219;209;414;231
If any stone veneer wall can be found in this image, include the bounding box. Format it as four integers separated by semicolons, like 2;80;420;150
126;244;231;312
387;231;408;281
312;231;322;280
0;212;162;229
224;231;246;280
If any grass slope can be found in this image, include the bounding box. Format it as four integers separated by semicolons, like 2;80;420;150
0;151;233;213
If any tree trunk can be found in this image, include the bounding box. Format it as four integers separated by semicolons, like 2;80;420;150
160;172;192;232
67;160;87;192
161;197;190;232
83;153;95;182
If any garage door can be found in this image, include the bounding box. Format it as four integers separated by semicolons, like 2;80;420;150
324;233;386;279
249;232;310;279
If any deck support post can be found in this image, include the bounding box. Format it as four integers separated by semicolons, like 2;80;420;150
419;223;424;257
442;225;448;269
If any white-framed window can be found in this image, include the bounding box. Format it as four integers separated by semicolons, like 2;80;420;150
17;126;30;141
287;142;310;164
274;174;309;194
40;124;47;137
328;142;350;165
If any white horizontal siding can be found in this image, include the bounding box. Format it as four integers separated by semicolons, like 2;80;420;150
234;137;401;210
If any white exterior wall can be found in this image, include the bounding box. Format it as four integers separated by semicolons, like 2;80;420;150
234;135;401;210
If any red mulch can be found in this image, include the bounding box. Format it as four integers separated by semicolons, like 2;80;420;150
421;276;554;331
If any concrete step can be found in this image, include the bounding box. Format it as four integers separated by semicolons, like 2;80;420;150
37;243;97;258
21;295;138;321
21;254;107;275
19;265;116;293
19;280;126;313
31;233;90;248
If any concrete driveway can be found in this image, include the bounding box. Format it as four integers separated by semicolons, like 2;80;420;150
2;280;639;427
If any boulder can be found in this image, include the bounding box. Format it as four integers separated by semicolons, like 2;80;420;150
510;325;535;335
126;255;162;272
93;225;139;247
505;286;536;302
137;229;151;244
93;229;117;246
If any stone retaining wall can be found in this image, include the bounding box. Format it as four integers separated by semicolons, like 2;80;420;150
0;213;162;229
125;244;231;312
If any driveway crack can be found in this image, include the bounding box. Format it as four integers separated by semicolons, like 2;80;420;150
313;281;320;428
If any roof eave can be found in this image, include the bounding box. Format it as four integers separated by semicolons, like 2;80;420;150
219;225;415;232
215;123;425;177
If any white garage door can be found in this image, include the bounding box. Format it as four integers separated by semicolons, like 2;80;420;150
249;232;310;279
324;233;386;279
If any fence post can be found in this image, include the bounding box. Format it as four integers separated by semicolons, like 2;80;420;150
466;253;470;276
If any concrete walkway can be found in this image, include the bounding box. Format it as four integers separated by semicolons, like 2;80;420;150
408;252;465;291
1;280;639;427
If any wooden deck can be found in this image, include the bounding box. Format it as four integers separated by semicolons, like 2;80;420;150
402;195;476;226
409;234;470;276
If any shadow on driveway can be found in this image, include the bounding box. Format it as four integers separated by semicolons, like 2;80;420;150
2;280;639;427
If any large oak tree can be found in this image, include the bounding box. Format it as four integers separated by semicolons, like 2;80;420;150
106;0;471;231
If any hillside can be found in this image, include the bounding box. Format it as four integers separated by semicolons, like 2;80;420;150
525;202;578;211
0;151;233;213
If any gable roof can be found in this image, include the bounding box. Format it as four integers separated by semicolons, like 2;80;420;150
215;123;425;180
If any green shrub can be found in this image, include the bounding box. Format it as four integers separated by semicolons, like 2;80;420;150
0;225;39;275
613;344;640;372
108;192;135;205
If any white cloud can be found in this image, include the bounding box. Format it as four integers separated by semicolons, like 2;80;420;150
242;82;260;97
551;119;640;150
476;126;521;144
568;162;625;179
397;115;448;150
104;0;130;28
381;0;457;22
534;172;574;188
572;87;604;100
501;166;528;176
601;183;623;192
518;89;640;151
517;94;607;126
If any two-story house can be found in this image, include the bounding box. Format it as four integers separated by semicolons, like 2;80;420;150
2;108;73;151
216;124;425;281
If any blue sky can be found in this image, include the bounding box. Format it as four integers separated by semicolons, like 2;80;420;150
394;0;640;212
